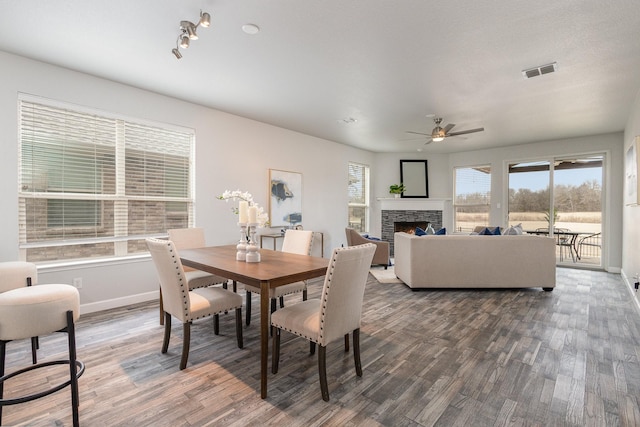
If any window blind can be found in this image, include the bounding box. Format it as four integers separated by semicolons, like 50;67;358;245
348;162;369;233
18;97;194;262
454;166;491;206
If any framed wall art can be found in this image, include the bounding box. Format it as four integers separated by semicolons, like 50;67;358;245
269;169;303;227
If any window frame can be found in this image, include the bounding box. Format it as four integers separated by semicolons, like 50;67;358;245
453;165;492;233
18;94;195;263
348;162;370;233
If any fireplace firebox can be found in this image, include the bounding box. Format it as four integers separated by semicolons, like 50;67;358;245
394;221;428;235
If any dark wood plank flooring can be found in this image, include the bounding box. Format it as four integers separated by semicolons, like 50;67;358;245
3;268;640;426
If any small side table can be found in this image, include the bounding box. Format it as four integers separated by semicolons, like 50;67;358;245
260;233;284;250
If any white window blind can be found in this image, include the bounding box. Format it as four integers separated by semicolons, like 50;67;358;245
18;97;194;262
453;166;491;232
348;162;369;233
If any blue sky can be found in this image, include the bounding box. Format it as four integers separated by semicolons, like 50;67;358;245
509;167;602;192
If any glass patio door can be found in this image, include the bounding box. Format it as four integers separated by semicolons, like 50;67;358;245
507;155;603;268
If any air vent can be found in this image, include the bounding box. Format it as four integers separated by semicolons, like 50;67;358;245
522;62;558;79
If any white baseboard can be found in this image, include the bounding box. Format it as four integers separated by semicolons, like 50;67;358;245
79;291;158;315
621;270;640;314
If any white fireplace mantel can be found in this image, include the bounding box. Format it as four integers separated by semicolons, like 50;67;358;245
377;197;451;212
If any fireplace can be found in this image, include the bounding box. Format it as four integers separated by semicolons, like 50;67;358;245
394;221;428;235
382;209;442;256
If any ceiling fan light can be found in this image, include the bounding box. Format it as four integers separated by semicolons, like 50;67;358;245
432;136;444;142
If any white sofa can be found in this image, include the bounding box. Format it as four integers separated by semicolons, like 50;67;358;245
393;232;556;290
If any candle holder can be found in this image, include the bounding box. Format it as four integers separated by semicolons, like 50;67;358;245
236;223;248;261
245;223;261;263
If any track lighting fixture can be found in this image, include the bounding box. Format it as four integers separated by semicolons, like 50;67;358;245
172;10;211;59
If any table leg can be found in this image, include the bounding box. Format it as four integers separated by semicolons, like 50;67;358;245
260;280;270;398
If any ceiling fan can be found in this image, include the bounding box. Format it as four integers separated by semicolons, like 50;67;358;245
406;117;484;144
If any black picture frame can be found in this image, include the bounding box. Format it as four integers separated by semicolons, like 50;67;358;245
400;160;429;198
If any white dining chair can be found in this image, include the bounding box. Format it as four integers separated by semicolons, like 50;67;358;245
271;243;375;401
244;229;313;326
156;228;230;325
146;238;243;370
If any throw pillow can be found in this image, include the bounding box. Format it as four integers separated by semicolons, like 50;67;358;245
503;224;524;235
503;226;517;235
415;227;427;236
435;227;446;235
479;227;501;235
502;223;524;235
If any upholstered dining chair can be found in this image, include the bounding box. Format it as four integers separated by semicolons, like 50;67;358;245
244;229;313;326
146;238;243;370
0;261;39;364
271;243;376;401
157;228;230;325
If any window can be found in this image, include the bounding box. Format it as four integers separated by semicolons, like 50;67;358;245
454;165;491;232
348;162;370;233
18;96;194;262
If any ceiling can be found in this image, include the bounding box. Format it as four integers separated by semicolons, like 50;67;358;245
1;1;639;153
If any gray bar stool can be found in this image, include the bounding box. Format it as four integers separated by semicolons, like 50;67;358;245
0;284;85;427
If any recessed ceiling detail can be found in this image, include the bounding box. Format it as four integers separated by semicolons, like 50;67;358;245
242;24;260;35
522;62;558;79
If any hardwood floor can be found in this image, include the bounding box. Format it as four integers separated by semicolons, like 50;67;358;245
3;268;640;426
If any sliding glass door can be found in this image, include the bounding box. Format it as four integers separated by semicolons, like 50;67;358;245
507;155;603;267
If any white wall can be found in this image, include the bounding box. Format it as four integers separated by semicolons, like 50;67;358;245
623;88;640;300
0;51;374;313
370;152;451;235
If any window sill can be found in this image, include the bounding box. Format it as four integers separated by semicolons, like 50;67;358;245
36;253;151;273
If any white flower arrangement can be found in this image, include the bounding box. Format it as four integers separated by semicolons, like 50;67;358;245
217;190;270;227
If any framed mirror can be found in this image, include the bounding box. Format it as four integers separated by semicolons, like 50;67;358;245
400;160;429;198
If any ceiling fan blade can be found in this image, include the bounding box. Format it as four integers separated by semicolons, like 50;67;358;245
406;130;430;136
443;123;455;134
398;137;424;142
447;127;484;137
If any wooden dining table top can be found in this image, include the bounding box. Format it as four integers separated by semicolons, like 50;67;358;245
179;245;329;288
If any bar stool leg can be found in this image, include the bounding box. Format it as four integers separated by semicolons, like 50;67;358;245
66;310;80;427
0;341;5;425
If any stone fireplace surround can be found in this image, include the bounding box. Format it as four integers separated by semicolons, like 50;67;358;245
382;210;442;256
378;198;449;256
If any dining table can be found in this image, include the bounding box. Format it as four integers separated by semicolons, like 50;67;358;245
179;244;329;398
524;229;583;262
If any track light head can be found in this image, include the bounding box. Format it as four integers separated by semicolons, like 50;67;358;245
200;11;211;27
180;34;190;49
180;21;198;40
173;11;211;58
